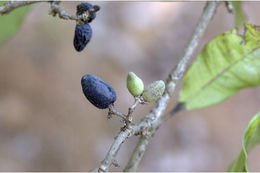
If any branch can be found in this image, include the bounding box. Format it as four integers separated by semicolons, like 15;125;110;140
98;98;144;172
98;1;221;171
49;1;77;21
98;128;133;172
160;103;185;123
225;1;234;13
108;97;143;124
95;1;221;172
123;1;221;171
123;103;185;172
123;128;154;172
0;1;79;22
108;104;128;121
0;1;40;14
126;97;143;124
98;120;153;172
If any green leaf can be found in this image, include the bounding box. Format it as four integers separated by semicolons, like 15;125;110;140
0;1;31;45
231;1;246;28
227;112;260;172
180;24;260;110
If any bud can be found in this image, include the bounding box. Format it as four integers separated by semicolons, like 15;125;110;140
127;72;144;97
142;80;165;102
81;74;116;109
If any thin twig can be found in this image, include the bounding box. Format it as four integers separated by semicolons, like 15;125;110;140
225;1;234;13
97;116;151;172
123;129;154;172
98;127;133;172
107;97;142;124
49;1;77;21
126;97;141;123
0;1;40;14
98;1;221;171
0;1;79;22
49;1;100;24
98;98;143;172
98;103;183;172
123;103;184;171
108;104;128;122
123;1;221;172
98;1;220;171
161;103;185;123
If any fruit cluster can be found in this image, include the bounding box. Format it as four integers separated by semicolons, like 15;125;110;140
81;72;165;110
76;3;165;120
73;3;100;52
127;72;165;102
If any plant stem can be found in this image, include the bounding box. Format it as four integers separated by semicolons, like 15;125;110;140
126;97;141;123
0;1;78;22
49;1;77;21
108;104;128;121
0;1;40;14
225;1;234;13
98;128;133;172
123;1;221;172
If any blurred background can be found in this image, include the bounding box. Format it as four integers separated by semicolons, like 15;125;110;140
0;1;260;171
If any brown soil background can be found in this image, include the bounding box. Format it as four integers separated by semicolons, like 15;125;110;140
0;2;259;171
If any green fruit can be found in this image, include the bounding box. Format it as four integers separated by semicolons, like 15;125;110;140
127;72;144;97
142;80;165;102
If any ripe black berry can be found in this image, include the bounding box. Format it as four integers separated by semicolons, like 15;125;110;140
73;23;92;52
81;74;117;109
77;2;93;15
86;13;96;23
76;3;100;23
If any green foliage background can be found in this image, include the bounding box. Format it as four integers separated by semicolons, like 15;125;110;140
0;1;31;45
228;112;260;172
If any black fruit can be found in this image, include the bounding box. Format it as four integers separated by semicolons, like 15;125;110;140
86;13;96;23
81;74;117;109
73;23;92;52
77;3;93;15
76;3;100;23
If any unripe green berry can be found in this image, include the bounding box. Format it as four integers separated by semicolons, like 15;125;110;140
142;80;165;102
127;72;144;97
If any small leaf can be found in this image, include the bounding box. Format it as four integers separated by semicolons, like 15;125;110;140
180;24;260;110
231;1;246;28
127;72;144;97
0;1;31;45
227;112;260;172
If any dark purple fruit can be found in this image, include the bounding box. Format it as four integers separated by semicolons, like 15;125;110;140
81;74;117;109
73;23;92;52
76;3;100;23
86;13;96;23
77;2;93;15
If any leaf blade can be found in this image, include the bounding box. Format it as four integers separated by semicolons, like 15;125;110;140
227;112;260;172
180;24;260;110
